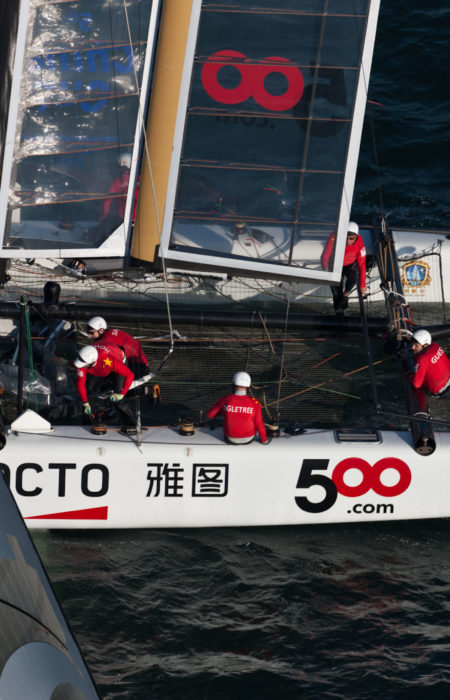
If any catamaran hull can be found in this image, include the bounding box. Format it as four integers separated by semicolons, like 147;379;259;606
1;426;448;529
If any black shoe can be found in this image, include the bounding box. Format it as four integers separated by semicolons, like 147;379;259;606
333;294;342;311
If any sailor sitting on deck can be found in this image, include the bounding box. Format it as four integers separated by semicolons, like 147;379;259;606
321;221;368;312
408;329;450;411
87;316;151;381
74;344;136;430
207;371;269;445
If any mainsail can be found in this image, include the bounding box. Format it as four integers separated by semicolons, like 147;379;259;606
0;0;160;259
133;0;380;284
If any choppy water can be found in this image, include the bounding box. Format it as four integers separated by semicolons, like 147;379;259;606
31;3;450;699
35;522;450;700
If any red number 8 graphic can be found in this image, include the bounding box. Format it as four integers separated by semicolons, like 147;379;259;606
201;50;304;112
332;457;411;498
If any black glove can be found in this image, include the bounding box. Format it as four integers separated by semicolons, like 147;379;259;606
262;436;272;445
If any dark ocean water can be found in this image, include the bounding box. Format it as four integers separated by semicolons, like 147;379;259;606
32;4;450;699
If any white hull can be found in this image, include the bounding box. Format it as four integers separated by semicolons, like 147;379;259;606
2;424;449;529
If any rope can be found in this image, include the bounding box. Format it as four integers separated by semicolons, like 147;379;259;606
23;299;38;411
275;296;291;418
264;357;391;408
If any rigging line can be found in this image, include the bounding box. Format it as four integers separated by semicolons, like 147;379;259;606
122;0;174;357
357;281;379;407
265;357;390;408
257;311;276;355
275;295;291;417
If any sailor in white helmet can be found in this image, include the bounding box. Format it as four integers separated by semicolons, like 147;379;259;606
207;371;269;444
73;343;136;430
408;329;450;411
87;316;150;379
321;221;368;312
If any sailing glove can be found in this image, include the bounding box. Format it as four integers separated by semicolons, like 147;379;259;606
110;393;124;402
262;436;272;445
81;402;92;415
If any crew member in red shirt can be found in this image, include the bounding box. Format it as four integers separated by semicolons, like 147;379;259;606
321;221;368;312
207;371;269;445
74;343;136;429
87;316;150;379
408;329;450;411
102;152;140;220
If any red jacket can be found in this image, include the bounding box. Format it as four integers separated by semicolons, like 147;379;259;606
100;328;148;366
207;393;267;442
409;342;450;394
321;233;367;287
102;171;129;219
75;343;134;403
102;172;140;220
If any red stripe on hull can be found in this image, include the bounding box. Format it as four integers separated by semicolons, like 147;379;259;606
25;506;108;520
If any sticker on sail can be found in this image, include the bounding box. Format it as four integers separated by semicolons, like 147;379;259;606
401;261;431;292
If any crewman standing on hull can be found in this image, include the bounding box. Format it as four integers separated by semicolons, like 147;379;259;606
207;371;269;444
321;221;368;312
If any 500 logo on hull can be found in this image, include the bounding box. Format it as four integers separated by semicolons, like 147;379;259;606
295;458;412;514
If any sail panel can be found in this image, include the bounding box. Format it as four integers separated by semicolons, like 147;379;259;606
0;0;159;258
152;0;379;282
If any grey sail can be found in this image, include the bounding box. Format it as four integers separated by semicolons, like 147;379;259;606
0;473;99;698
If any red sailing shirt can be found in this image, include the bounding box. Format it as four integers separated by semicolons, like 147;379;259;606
100;328;148;366
75;343;134;403
102;171;129;219
207;393;268;442
102;171;140;220
321;233;367;288
409;342;450;394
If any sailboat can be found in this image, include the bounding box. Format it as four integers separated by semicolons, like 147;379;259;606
0;464;99;696
1;0;450;529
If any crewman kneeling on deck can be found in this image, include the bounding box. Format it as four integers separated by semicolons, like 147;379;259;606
87;316;150;380
207;371;269;445
408;329;450;411
74;344;136;430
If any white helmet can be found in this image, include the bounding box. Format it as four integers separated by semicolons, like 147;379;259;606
347;221;359;235
74;345;98;368
118;152;131;168
233;371;251;387
87;316;107;332
412;329;432;347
